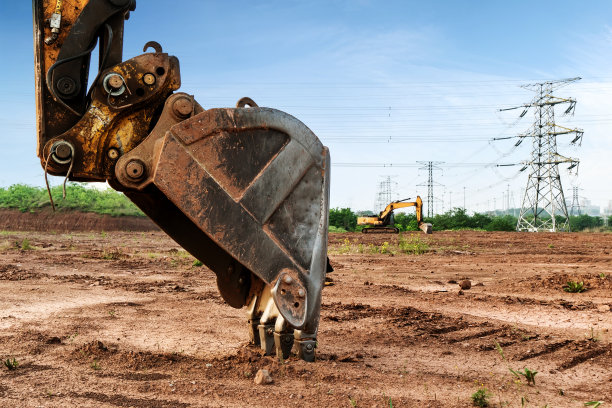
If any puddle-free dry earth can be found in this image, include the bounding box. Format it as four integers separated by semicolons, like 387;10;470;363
0;227;610;407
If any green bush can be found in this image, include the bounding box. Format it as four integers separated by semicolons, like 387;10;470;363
329;207;357;231
485;215;516;231
569;214;603;231
0;184;144;217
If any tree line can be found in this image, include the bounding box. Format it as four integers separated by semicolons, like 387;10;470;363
329;207;611;232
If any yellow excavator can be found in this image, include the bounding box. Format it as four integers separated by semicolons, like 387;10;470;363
32;0;330;361
358;196;432;234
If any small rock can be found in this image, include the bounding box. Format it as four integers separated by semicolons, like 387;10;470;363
458;290;464;296
597;304;610;312
459;280;472;290
254;369;273;385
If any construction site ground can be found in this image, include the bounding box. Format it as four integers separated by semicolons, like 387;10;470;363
0;222;610;407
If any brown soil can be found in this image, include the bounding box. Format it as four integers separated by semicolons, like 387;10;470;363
0;209;158;232
0;227;610;407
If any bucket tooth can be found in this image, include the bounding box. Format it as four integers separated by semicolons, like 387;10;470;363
274;316;294;360
246;295;261;346
258;294;278;355
294;332;316;362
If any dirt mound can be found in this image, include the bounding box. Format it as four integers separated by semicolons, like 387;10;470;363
0;209;158;232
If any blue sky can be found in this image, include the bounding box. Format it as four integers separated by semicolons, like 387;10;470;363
1;1;611;213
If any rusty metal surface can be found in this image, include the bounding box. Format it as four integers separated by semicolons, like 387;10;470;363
33;0;89;157
115;93;203;189
42;52;181;180
131;107;330;331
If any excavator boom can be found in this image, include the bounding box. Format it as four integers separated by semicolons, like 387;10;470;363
32;0;330;361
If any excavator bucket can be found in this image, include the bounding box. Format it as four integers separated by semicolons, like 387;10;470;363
419;223;433;234
120;106;330;360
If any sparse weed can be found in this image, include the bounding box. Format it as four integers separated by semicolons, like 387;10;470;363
548;244;554;249
102;249;121;260
147;252;157;259
495;341;506;361
379;241;391;254
4;357;18;371
108;309;116;318
0;240;14;251
599;273;606;279
585;401;603;407
564;281;586;293
586;327;600;342
192;259;203;267
20;238;33;250
471;386;491;407
339;238;352;254
510;368;538;385
90;360;101;370
357;243;365;253
349;397;357;407
398;234;429;254
176;250;190;259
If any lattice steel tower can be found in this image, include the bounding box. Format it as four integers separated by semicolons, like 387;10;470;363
506;78;583;232
374;176;397;213
417;161;444;217
570;186;581;216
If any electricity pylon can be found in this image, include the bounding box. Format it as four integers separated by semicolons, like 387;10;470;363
417;161;444;217
570;186;581;215
374;176;397;213
501;78;583;232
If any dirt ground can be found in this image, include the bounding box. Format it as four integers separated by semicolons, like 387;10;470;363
0;228;610;407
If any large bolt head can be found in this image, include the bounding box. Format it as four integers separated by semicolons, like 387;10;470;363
55;143;72;160
56;77;77;96
103;73;126;96
126;160;145;179
107;148;119;160
107;74;124;89
50;141;74;165
142;73;156;86
172;97;193;118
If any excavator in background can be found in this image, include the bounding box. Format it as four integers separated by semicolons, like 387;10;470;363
358;196;432;234
32;0;330;361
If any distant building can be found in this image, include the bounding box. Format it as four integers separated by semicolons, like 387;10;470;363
579;198;601;216
604;200;612;216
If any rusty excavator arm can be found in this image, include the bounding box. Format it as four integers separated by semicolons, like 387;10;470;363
357;196;432;234
33;0;330;361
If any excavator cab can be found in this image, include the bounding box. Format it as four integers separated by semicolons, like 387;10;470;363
32;0;330;361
